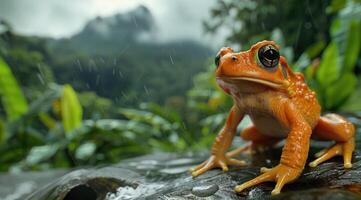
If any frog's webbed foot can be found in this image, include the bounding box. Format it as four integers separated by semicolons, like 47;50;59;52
234;164;301;195
190;155;247;177
309;137;355;168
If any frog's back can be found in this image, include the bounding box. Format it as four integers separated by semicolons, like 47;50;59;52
289;73;321;128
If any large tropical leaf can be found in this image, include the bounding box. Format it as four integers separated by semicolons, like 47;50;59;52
61;85;83;134
340;80;361;112
0;58;28;121
342;20;360;72
325;73;357;108
316;42;340;88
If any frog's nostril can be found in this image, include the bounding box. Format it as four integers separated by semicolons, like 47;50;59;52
215;53;221;68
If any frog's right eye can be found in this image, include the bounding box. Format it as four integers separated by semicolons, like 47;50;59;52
258;45;280;70
215;53;221;68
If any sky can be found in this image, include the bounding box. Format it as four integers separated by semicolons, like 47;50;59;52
0;0;224;45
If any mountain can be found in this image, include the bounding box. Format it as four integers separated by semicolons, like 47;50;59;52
46;5;213;106
50;6;156;55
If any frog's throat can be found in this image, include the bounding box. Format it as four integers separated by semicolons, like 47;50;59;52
218;76;290;90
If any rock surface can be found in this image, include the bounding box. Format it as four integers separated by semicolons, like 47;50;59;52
21;149;361;200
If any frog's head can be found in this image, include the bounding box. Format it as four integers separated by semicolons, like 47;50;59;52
215;40;294;94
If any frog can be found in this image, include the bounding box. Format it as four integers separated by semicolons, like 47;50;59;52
190;40;355;195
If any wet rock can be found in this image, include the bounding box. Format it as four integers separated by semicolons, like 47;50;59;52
27;167;140;200
23;150;361;200
0;169;68;200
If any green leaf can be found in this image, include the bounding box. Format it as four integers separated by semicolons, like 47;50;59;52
330;18;342;38
75;142;96;160
325;73;357;109
25;144;58;165
0;120;5;144
61;84;83;133
343;20;361;72
305;40;326;58
340;80;361;112
316;42;340;87
119;108;173;132
39;112;57;130
140;102;182;124
0;58;28;121
327;0;347;13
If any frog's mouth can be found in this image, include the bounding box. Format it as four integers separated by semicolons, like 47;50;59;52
216;76;289;90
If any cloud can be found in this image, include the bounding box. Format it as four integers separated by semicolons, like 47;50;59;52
0;0;223;46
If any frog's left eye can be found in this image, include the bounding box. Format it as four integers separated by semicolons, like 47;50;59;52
258;45;280;69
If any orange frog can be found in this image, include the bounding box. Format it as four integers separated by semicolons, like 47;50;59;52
190;40;355;195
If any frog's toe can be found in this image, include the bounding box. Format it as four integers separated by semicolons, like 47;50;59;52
235;164;301;195
314;148;327;158
260;167;272;173
227;158;247;166
226;143;251;158
309;138;354;168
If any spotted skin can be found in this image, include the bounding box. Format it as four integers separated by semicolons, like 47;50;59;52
190;40;355;195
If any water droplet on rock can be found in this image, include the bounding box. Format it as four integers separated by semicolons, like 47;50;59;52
165;158;195;166
159;166;189;174
191;184;219;197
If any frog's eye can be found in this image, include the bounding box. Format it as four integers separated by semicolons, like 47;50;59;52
215;53;221;68
258;45;280;69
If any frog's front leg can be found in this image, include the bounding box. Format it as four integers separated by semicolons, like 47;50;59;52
235;102;312;195
191;105;247;177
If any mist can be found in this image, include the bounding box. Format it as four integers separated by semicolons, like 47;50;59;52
0;0;221;45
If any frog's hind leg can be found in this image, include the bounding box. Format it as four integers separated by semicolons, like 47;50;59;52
309;114;355;168
227;125;281;158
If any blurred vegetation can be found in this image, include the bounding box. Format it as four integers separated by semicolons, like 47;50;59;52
0;0;360;172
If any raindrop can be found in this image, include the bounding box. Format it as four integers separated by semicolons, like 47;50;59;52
37;73;45;85
76;59;83;72
261;22;266;30
169;55;174;65
132;16;138;28
121;91;127;98
294;22;303;49
37;63;45;77
119;45;130;55
182;122;187;130
144;85;150;95
119;70;123;78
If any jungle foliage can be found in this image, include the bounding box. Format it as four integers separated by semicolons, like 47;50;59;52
0;0;360;172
